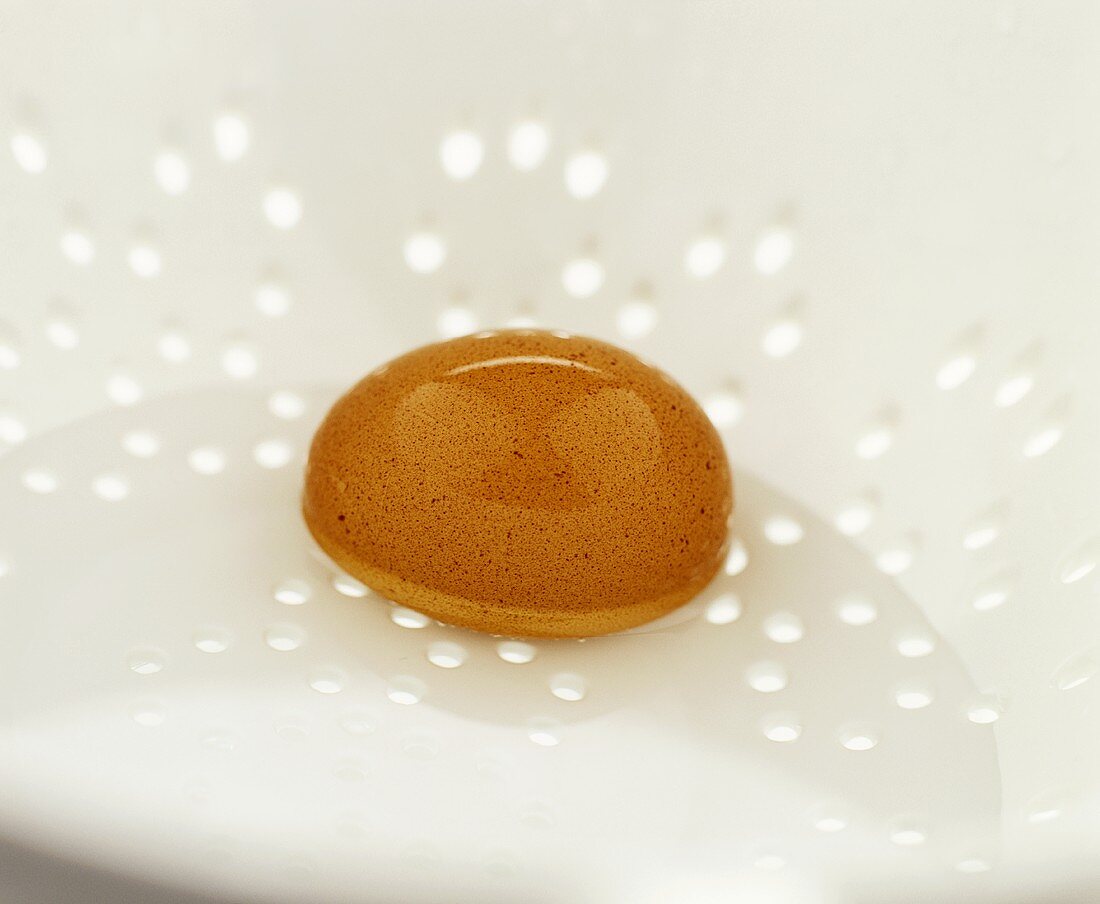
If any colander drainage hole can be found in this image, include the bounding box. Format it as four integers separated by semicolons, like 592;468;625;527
127;648;166;675
193;627;233;654
264;624;306;652
274;578;312;605
268;390;306;419
308;668;346;695
497;641;536;664
549;672;587;701
387;676;426;705
427;641;467;668
763;515;803;545
705;593;742;625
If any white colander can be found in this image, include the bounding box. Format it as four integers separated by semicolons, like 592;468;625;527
1;2;1098;903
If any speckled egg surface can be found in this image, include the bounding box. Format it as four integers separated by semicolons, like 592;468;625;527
303;330;733;637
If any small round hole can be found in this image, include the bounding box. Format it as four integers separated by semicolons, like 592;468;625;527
763;613;803;644
130;700;166;727
60;230;95;265
339;708;375;736
391;607;430;629
0;414;28;446
855;426;893;460
497;641;536;664
153;150;191;195
106;373;144;406
127;648;166;675
507;121;550;171
274;578;312;606
201;730;237;752
0;321;21;370
704;390;744;429
401;731;441;761
157;331;192;363
839;726;879;751
561;258;605;298
437;306;478;339
936;355;976;390
890;828;926;846
994;374;1033;408
334;758;368;782
440;130;484;180
193;627;232;654
268;391;306;420
1057;536;1098;585
761;319;803;358
875;546;914;576
896;632;935;658
45;317;79;350
274;716;309;739
684;237;727;279
1051;650;1097;692
333;574;369;598
221;343;259;380
404;232;447;274
263;188;302;229
128;245;162;279
255;282;292;318
754;227;795;275
972;586;1009;612
723;538;749;575
527;717;562;747
837;597;877;626
253;439;293;469
1025;793;1064;824
616;300;658;339
835;501;875;537
92;473;130;501
764;516;804;546
309;668;346;695
122;430;161;458
549;673;587;702
967;705;1001;724
895;683;934;710
564;151;608;199
427;641;467;669
265;624;306;652
1023;425;1063;458
213;113;250;161
11;133;47;173
705;593;742;625
189;447;226;475
763;716;801;743
962;525;1000;551
22;468;59;494
746;661;787;693
387;675;427;705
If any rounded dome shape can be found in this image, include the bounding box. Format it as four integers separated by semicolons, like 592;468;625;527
303;330;733;636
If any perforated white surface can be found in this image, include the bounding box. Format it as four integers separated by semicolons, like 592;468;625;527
1;2;1099;903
